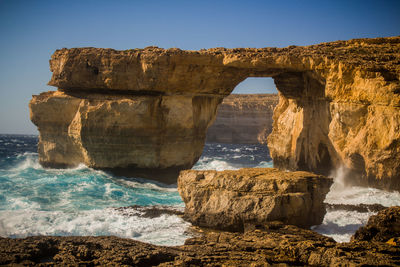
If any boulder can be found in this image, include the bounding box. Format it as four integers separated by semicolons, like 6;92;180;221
178;168;333;231
352;206;400;243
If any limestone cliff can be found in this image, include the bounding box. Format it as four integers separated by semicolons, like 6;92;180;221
205;94;278;144
30;37;400;187
30;91;220;182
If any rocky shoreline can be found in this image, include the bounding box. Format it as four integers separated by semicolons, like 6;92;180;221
20;36;400;265
1;207;399;266
2;169;400;266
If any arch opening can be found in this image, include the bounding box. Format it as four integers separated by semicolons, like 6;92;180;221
197;71;338;179
231;77;278;95
206;77;278;145
194;77;278;171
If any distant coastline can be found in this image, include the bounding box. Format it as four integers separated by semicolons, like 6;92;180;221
206;93;278;144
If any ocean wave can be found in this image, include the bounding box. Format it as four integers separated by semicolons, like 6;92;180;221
312;167;400;242
0;208;190;245
0;153;183;212
11;152;42;171
326;183;400;207
114;177;178;192
193;159;239;171
255;161;274;168
326;166;400;207
312;210;373;243
193;156;273;171
1;138;397;246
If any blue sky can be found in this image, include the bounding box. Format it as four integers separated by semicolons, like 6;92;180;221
0;0;399;134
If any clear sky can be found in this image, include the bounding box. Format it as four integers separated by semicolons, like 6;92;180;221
0;0;399;134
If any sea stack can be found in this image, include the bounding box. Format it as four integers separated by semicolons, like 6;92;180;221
30;37;400;188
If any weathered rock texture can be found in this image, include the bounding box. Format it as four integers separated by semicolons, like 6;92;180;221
30;91;220;182
30;37;400;187
2;220;400;266
352;206;400;243
206;94;278;144
178;168;333;230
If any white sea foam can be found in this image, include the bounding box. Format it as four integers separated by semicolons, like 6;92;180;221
326;183;400;207
2;139;398;246
244;147;258;151
312;210;373;243
193;159;238;171
255;161;274;168
312;166;400;242
0;208;190;245
115;177;178;192
11;152;42;171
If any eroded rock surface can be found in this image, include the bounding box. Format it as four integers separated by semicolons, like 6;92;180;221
30;91;220;182
178;168;333;230
352;206;400;243
31;37;400;187
0;236;177;266
206;94;278;144
2;220;400;266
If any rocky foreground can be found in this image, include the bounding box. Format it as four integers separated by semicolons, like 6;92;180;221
1;207;399;266
205;94;278;144
30;37;400;189
2;169;399;266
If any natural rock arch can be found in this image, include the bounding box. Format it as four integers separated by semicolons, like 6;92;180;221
30;37;400;189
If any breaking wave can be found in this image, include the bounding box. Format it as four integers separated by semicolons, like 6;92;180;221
1;135;398;244
0;135;187;245
312;166;400;242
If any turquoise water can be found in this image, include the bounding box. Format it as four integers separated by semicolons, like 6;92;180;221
2;134;397;244
0;135;272;245
1;153;182;211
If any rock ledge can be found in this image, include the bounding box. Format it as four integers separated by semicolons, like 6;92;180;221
178;168;333;231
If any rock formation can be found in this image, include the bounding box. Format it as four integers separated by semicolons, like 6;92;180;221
2;210;400;266
30;37;400;188
30;91;221;182
205;94;278;144
178;168;333;230
352;206;400;243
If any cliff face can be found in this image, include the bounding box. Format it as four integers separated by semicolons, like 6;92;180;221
30;37;400;187
205;94;278;144
30;91;220;182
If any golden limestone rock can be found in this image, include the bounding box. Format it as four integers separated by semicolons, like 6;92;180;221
30;91;220;182
178;168;333;230
352;206;400;243
30;37;400;187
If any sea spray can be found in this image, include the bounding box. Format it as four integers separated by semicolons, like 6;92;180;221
0;136;274;245
0;135;189;245
1;135;399;244
312;165;400;242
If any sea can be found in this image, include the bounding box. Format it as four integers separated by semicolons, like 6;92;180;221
0;134;399;245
